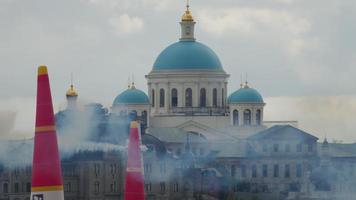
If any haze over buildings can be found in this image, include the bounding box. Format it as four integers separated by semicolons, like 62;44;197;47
0;1;356;141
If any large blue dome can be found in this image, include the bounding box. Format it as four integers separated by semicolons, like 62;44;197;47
113;87;149;105
228;86;264;104
152;41;223;71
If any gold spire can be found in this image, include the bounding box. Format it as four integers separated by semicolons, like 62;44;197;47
66;73;78;97
182;0;194;22
66;84;78;97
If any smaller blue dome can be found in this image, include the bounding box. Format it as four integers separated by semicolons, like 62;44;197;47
228;86;264;104
113;87;149;105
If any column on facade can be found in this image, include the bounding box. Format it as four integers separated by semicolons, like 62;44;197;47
154;83;159;114
178;84;184;108
194;82;199;107
166;82;170;113
251;106;256;126
230;107;234;126
217;82;222;107
224;81;228;108
207;82;212;107
238;106;243;126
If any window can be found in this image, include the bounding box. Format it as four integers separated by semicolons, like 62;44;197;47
233;110;239;126
3;183;8;193
26;182;31;192
222;88;225;106
185;88;192;107
212;88;217;107
144;163;152;174
231;165;236;177
94;163;100;177
308;143;313;152
263;164;268;178
285;144;291;152
65;182;72;192
160;182;166;193
151;89;155;107
145;182;152;192
241;165;247;178
285;164;290;178
297;143;302;152
273;144;279;152
141;111;147;126
252;165;257;178
159;89;165;107
173;182;179;192
14;183;19;193
243;109;251;125
296;164;302;178
200;88;206;107
256;109;262;125
94;182;100;193
160;162;166;175
263;143;268;152
171;88;178;107
274;164;279;178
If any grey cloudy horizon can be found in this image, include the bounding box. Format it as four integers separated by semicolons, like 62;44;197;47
0;0;356;142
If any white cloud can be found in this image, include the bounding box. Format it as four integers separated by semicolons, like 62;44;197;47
198;7;313;57
198;8;311;35
109;14;144;35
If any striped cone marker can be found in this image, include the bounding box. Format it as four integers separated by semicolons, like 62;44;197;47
31;65;64;200
124;121;145;200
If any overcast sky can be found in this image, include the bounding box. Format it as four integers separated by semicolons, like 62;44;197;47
0;0;355;142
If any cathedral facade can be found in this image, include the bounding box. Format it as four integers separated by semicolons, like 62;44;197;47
1;4;356;200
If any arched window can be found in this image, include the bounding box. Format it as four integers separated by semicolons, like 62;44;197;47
151;89;155;107
185;88;192;107
243;109;251;125
171;88;178;107
200;88;206;107
212;88;217;107
222;88;225;106
141;111;147;126
3;183;8;193
233;110;239;125
159;89;165;107
256;109;262;125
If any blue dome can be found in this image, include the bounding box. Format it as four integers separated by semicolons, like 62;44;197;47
113;87;149;105
228;86;264;104
153;41;223;71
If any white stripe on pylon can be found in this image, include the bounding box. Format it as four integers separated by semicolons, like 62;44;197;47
30;190;64;200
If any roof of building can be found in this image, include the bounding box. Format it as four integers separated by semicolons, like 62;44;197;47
113;86;149;105
228;85;264;104
146;127;207;143
152;41;223;71
248;125;319;141
318;143;356;157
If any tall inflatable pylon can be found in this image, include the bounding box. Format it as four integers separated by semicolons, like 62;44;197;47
124;121;145;200
31;65;64;200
